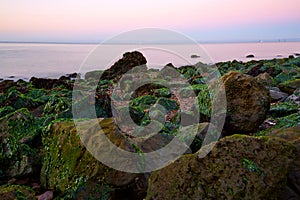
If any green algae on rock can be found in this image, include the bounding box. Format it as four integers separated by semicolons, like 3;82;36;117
41;118;148;199
146;135;296;200
0;184;36;200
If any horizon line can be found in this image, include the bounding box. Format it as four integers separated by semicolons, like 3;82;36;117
1;38;300;45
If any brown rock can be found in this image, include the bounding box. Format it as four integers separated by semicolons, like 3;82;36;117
267;125;300;199
101;51;147;82
146;135;296;200
222;72;270;134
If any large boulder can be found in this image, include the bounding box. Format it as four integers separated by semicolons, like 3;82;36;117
41;118;148;199
101;51;147;82
267;125;300;199
222;72;270;133
146;135;296;200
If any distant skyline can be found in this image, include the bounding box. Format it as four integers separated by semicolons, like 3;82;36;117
1;0;300;43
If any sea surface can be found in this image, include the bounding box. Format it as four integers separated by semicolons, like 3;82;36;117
0;42;299;80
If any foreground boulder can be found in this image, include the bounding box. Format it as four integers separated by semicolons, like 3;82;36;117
267;125;300;199
146;135;296;200
222;72;270;133
41;118;148;199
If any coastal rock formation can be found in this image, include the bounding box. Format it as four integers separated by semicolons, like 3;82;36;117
101;51;147;82
30;77;73;90
146;135;296;200
41;118;148;199
222;72;270;133
246;61;282;77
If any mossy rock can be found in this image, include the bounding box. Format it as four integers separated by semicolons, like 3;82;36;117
279;79;300;94
156;97;179;112
266;124;300;141
274;65;300;85
0;185;35;200
41;118;147;199
146;135;296;200
222;72;270;134
0;108;44;146
3;87;42;110
196;84;211;118
266;125;300;199
254;72;277;88
269;101;299;118
153;87;172;98
130;95;158;109
0;116;41;180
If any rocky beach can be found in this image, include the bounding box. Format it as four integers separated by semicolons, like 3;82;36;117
0;52;300;199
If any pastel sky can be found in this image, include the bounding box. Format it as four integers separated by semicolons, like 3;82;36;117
1;0;300;43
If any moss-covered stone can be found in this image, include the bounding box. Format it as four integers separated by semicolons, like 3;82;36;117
146;135;296;200
153;87;172;98
222;72;270;133
279;79;300;94
41;118;147;199
0;185;35;200
130;95;158;109
269;101;299;118
266;125;300;199
254;72;277;88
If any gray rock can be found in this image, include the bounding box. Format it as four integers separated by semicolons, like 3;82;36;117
285;88;300;103
270;90;289;102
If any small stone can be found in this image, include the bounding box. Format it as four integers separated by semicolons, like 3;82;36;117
191;54;200;58
246;54;255;58
270;90;289;102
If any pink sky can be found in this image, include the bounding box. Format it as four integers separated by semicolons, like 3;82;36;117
1;0;300;42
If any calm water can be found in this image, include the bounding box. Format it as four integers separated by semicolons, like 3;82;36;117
0;42;299;80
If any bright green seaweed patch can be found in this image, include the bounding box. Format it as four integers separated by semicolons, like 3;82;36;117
242;158;264;176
